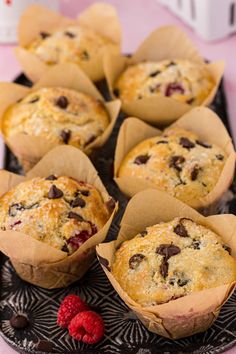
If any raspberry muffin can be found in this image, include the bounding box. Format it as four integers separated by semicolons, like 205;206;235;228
27;26;116;74
0;175;113;254
2;87;109;150
114;60;214;106
112;217;236;306
118;127;226;207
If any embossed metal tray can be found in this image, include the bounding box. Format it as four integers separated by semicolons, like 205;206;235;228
1;74;236;354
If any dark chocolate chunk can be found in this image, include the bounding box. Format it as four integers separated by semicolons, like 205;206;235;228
71;197;86;208
40;31;50;39
223;244;231;254
187;97;195;104
149;70;161;77
169;278;175;286
129;254;146;269
156;244;181;260
137;95;143;99
140;230;148;237
106;197;116;213
61;244;69;253
97;255;111;271
45;175;57;181
160;259;169;278
196;140;212;149
29;97;39;104
81;50;90;60
169;155;185;171
166;61;176;67
64;31;76;38
56;96;69;109
80;190;90;196
85;135;96;146
191;165;201;181
165;83;184;97
177;278;189;287
113;88;120;97
192;239;201;250
10;314;29;329
173;224;189;238
134;154;150;165
36;340;54;352
48;185;63;199
68;211;84;222
8;203;25;217
156;140;168;145
202;182;207;187
60;129;71;144
216;154;224;161
179;137;195;149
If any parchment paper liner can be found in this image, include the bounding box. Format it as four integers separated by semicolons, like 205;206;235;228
15;3;122;82
0;145;118;289
104;25;225;126
0;63;121;173
114;107;235;214
96;189;236;339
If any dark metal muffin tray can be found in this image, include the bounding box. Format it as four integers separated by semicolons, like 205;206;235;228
1;74;236;354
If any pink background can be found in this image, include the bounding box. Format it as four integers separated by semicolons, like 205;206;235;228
0;0;236;353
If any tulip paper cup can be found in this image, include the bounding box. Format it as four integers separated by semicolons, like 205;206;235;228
96;189;236;339
0;145;118;289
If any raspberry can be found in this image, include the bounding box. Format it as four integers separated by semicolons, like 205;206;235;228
57;295;89;328
68;311;104;344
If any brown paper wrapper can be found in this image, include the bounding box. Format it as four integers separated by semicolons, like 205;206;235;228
96;189;236;339
104;25;225;125
15;3;121;82
0;63;121;173
0;145;118;289
114;107;235;214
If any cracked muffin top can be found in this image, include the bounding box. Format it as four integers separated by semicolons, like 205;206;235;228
114;59;214;106
27;26;116;70
118;127;225;207
0;175;114;254
112;217;236;306
2;87;109;150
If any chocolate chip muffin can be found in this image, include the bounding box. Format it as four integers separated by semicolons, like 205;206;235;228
2;87;109;150
27;26;116;71
118;127;225;207
112;217;236;306
114;60;214;106
0;176;113;254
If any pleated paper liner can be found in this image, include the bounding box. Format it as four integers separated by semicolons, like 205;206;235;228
104;25;225;126
0;145;118;289
96;189;236;339
114;107;235;214
15;2;122;82
0;63;121;173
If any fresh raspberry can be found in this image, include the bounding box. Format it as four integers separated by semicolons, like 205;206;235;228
57;295;89;328
68;311;104;344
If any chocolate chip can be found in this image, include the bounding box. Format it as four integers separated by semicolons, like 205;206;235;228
202;182;207;187
48;185;63;199
187;98;195;104
64;31;76;38
61;244;69;252
191;165;201;181
80;190;90;197
169;278;175;286
45;175;57;181
113;88;120;97
166;61;176;67
179;137;195;149
106;197;116;213
36;340;54;352
156;140;168;144
196;140;212;149
216;154;224;161
8;203;25;217
60;129;71;144
28;97;39;104
10;314;29;329
223;244;231;254
174;224;189;238
81;50;90;60
149;70;161;77
134;155;150;165
85;135;96;146
140;230;148;237
129;254;146;269
97;255;111;271
40;31;50;39
68;211;84;222
177;279;189;287
169;155;185;171
56;96;69;109
192;239;201;250
160;259;169;278
71;197;86;208
156;244;181;260
137;95;143;99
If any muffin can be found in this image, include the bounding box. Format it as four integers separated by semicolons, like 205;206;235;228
0;175;112;255
2;87;109;150
114;60;214;106
118;127;226;206
112;217;236;307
